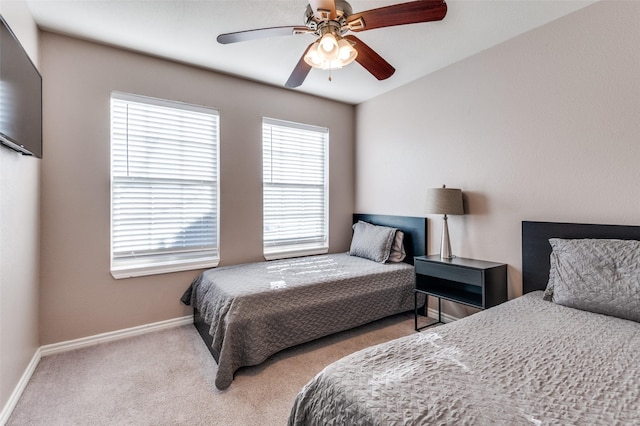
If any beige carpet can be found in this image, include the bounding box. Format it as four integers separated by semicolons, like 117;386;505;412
7;312;416;425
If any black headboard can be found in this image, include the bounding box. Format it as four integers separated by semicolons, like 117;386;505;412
522;221;640;294
353;214;427;265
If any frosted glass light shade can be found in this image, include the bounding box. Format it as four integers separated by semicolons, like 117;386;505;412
337;39;357;64
319;33;340;60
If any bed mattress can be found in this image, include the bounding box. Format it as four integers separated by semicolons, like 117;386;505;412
288;291;640;425
182;253;416;390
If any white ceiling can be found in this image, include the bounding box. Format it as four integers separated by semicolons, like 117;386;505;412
25;0;596;105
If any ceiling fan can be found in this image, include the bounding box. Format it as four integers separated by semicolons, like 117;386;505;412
217;0;448;88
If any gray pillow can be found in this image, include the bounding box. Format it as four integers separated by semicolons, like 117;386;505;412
349;221;397;263
546;238;640;322
388;230;406;263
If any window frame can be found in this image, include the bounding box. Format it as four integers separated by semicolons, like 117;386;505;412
262;117;329;260
110;92;220;279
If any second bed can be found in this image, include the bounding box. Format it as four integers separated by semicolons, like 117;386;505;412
287;220;640;425
182;214;427;389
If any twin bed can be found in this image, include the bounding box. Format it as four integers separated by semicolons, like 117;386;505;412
182;217;639;423
288;220;640;424
181;214;427;390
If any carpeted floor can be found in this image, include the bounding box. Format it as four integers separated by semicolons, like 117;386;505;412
7;312;416;425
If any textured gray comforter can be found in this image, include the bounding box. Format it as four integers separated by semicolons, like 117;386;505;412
182;253;416;390
289;291;640;425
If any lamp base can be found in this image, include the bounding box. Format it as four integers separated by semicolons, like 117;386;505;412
440;215;454;260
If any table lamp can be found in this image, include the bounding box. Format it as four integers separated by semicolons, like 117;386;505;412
425;185;464;259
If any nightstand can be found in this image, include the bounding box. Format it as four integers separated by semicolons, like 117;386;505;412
414;255;507;331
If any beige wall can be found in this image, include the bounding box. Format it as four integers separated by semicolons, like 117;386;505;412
5;0;638;408
38;33;355;345
355;1;640;317
0;0;40;416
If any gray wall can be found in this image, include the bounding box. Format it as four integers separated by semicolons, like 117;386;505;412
355;1;640;317
38;33;355;345
0;0;40;416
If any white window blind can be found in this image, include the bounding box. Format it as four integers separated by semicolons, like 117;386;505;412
110;92;219;278
262;117;328;259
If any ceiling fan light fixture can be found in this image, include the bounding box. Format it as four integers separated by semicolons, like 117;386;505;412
304;42;323;67
304;34;357;71
319;33;340;60
337;38;357;64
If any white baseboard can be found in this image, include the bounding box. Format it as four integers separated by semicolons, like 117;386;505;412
0;348;41;426
425;307;459;324
0;315;193;425
40;315;193;357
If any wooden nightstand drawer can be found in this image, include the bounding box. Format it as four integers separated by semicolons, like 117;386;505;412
415;261;482;286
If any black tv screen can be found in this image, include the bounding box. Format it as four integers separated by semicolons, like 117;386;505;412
0;15;42;158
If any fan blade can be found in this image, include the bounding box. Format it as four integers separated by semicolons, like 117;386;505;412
308;0;337;20
285;43;315;88
344;35;395;81
346;0;447;32
217;26;310;44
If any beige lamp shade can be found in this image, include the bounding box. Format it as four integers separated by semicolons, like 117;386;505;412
426;186;464;259
425;187;464;215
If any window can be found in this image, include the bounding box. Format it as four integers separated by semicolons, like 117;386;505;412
110;92;219;278
262;117;328;260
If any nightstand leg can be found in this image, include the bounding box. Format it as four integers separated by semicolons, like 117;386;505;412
415;292;438;331
438;298;442;323
414;291;418;331
424;294;429;317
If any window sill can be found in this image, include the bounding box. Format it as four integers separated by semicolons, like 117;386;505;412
264;247;328;261
111;257;219;279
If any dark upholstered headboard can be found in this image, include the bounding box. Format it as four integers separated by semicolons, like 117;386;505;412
353;214;427;265
522;221;640;294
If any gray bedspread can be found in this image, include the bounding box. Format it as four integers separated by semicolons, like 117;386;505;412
182;253;416;390
288;291;640;425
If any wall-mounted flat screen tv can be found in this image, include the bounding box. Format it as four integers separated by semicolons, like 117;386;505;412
0;14;42;158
